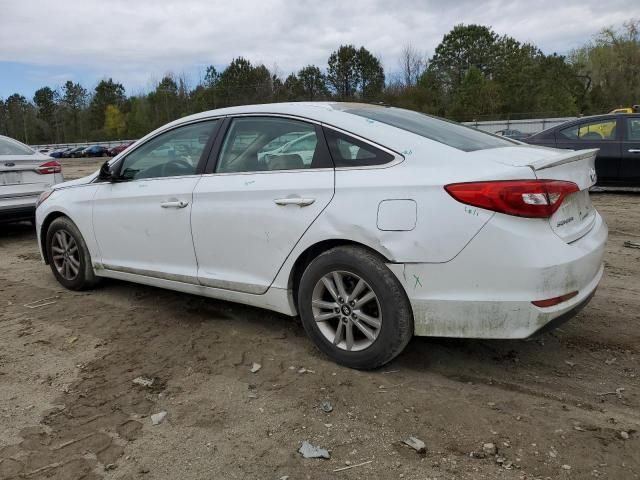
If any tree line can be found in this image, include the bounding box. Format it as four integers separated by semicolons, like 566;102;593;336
1;21;638;145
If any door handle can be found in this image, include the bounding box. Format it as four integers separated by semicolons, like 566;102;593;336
274;197;316;207
160;200;189;209
629;149;640;153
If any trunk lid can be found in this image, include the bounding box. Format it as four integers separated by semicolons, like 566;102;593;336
530;149;597;243
0;154;58;195
491;146;598;243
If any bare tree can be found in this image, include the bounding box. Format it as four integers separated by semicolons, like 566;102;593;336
400;44;427;86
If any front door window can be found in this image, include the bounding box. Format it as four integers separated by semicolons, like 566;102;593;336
119;120;218;180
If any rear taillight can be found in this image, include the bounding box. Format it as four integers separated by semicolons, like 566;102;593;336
444;180;579;218
36;160;62;175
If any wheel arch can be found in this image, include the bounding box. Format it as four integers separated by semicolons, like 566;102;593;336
288;239;392;310
39;211;69;264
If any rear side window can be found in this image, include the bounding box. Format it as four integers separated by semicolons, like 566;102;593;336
337;105;516;152
324;128;394;167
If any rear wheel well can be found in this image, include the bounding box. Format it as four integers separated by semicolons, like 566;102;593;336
289;240;391;310
40;212;67;264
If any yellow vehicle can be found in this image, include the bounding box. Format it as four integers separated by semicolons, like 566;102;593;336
609;105;639;114
579;119;617;139
581;106;640;139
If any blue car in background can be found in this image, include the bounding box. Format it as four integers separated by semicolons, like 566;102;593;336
81;145;109;157
49;147;73;158
62;146;87;158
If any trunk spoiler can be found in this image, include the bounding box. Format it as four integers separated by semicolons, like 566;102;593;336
524;148;599;190
526;148;598;171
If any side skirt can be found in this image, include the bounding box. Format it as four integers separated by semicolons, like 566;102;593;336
94;268;297;316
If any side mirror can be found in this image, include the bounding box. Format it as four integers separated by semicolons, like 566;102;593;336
97;160;121;182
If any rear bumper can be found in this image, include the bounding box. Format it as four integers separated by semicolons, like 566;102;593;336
529;287;597;337
0;195;39;222
388;211;608;338
0;205;36;222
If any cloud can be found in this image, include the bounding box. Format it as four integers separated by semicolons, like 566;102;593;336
1;0;638;93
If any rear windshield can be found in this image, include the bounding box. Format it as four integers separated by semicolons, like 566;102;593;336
339;105;516;152
0;136;34;155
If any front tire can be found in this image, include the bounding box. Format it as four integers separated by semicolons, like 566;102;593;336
45;216;99;290
298;246;413;369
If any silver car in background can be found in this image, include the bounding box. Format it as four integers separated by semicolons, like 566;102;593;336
0;135;64;223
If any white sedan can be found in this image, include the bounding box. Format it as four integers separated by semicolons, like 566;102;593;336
35;103;607;368
0;135;63;223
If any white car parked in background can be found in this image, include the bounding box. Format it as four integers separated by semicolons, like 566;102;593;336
0;135;63;223
35;103;607;368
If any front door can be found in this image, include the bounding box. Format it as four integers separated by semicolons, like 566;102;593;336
92;119;219;282
191;116;335;294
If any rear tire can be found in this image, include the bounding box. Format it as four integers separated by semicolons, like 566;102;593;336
45;216;99;290
298;246;413;369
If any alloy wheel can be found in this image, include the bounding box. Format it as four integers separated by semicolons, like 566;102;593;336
311;271;382;351
51;230;81;280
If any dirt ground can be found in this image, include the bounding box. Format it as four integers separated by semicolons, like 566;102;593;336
0;158;638;480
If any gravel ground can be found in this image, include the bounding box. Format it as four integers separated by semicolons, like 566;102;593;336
0;158;638;479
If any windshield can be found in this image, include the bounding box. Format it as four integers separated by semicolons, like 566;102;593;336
0;136;35;155
337;105;516;152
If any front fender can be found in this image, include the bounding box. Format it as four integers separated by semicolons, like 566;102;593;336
36;184;101;266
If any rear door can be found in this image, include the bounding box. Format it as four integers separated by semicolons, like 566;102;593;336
555;117;622;183
191;116;334;294
620;115;640;184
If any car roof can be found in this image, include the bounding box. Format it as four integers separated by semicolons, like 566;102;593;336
146;102;450;153
168;102;369;129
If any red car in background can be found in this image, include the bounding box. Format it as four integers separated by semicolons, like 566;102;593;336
107;142;134;157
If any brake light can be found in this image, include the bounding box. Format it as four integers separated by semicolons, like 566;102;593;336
36;160;62;175
444;180;579;218
532;291;578;308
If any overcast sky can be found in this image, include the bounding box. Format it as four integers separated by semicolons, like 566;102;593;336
1;0;638;98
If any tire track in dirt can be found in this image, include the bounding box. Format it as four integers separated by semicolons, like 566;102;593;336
0;285;152;479
0;270;302;479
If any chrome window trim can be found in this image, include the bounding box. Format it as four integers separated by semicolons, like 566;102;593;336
198;167;334;178
103;111;405;181
94;173;203;185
